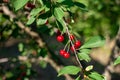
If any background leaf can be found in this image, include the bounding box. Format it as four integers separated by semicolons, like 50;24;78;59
80;36;105;49
58;66;81;76
12;0;29;11
114;56;120;66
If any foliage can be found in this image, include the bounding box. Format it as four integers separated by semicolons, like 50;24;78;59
0;0;120;80
114;56;120;66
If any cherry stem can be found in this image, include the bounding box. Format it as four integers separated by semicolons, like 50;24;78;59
64;40;70;51
63;20;84;78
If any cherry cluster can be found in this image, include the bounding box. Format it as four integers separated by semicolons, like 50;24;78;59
56;30;81;59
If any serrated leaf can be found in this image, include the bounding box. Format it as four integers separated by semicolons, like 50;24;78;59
88;72;105;80
85;65;93;71
54;7;64;21
78;53;91;62
27;16;35;25
37;18;47;25
58;66;81;76
12;0;29;11
80;49;91;54
30;7;45;17
114;56;120;65
80;36;105;49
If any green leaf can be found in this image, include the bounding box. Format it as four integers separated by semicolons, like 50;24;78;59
5;72;13;78
58;0;74;7
18;43;24;52
12;0;29;11
38;0;44;6
75;76;81;80
39;60;47;68
85;65;93;71
56;19;66;33
80;36;105;49
78;53;91;62
27;16;35;25
88;72;105;80
37;18;47;25
54;7;64;21
30;7;45;17
58;66;81;76
80;49;91;54
114;56;120;65
74;2;87;11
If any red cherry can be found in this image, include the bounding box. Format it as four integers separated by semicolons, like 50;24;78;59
57;35;64;42
70;46;77;51
56;30;61;36
74;40;81;48
3;0;9;3
63;52;70;58
70;35;75;40
17;78;21;80
21;72;26;76
45;20;49;25
26;3;35;9
59;50;66;56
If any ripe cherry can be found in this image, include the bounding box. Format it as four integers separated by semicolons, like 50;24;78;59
59;50;66;56
74;40;81;48
63;52;70;58
56;30;61;36
26;3;35;9
45;20;49;25
70;35;75;40
3;0;9;3
70;46;76;51
57;35;64;42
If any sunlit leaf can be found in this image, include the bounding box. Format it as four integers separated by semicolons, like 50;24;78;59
27;16;35;25
30;7;45;17
12;0;29;11
80;49;91;54
54;7;64;21
78;53;91;62
114;56;120;66
37;18;47;25
80;36;105;49
58;66;81;76
88;72;105;80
